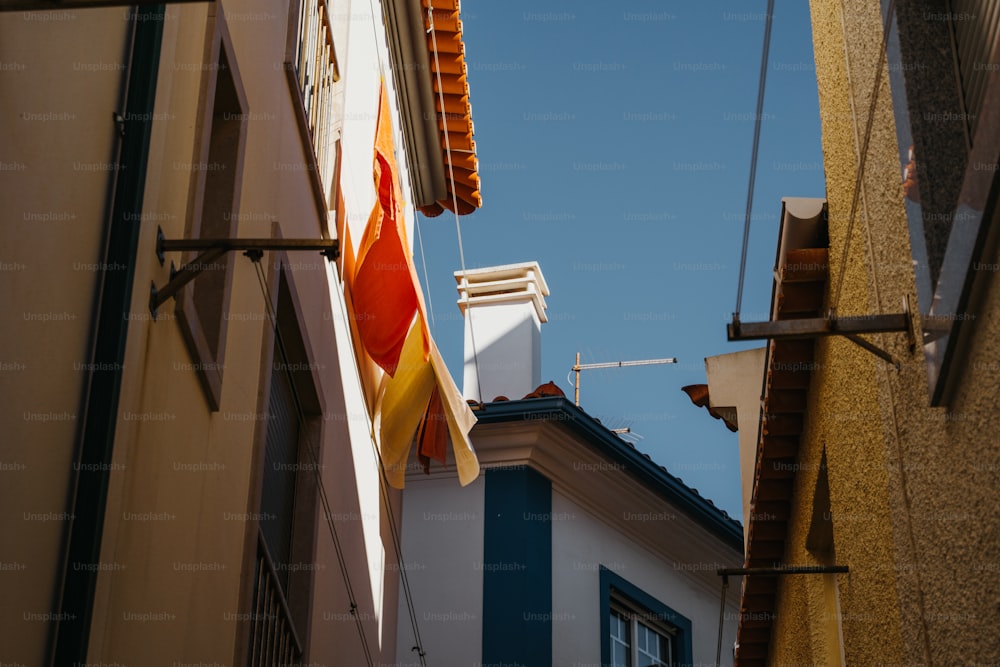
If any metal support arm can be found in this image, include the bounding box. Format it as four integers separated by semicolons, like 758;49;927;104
727;313;909;341
717;565;849;577
149;229;339;317
728;296;915;367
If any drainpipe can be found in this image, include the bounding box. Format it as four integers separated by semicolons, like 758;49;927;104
52;5;165;664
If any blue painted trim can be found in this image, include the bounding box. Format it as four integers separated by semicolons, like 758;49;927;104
474;398;743;550
482;467;552;666
600;566;693;667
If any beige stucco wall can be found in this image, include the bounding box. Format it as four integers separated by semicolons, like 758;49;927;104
0;0;404;664
86;0;401;663
89;2;274;662
767;1;1000;666
0;8;132;664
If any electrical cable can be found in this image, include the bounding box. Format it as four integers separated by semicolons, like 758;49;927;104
326;261;431;667
834;0;933;663
426;0;486;404
353;1;438;659
715;575;729;667
734;0;776;320
829;0;896;315
415;216;436;332
252;258;375;667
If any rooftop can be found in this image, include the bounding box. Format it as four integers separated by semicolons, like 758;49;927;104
472;392;744;551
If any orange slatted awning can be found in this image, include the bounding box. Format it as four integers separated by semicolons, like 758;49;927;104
420;0;481;217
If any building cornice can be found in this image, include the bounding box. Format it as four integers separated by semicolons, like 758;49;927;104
470;397;744;551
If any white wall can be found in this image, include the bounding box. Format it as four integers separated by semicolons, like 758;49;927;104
463;301;542;402
395;476;485;667
337;0;416;259
328;0;420;631
551;490;739;667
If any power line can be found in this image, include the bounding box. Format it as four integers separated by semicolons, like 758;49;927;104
252;258;375;667
829;0;896;314
426;0;486;404
326;261;432;667
415;216;436;332
734;0;776;321
715;574;729;667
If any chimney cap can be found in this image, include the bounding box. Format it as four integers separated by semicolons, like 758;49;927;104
455;261;549;323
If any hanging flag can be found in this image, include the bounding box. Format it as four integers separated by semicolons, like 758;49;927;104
351;81;430;375
417;386;448;474
342;81;479;486
376;314;479;488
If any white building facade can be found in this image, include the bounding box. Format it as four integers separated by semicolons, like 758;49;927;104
395;263;743;667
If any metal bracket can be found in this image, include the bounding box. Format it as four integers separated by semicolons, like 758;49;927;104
149;226;339;318
717;565;849;577
729;296;915;368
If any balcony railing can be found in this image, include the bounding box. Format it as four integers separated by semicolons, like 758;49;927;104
249;534;303;667
289;0;340;194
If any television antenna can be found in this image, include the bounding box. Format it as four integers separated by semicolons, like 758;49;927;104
569;352;677;407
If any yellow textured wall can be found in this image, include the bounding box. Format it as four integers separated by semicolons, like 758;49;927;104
768;1;1000;665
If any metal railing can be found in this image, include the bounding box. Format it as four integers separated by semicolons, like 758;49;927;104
249;533;303;667
291;0;340;192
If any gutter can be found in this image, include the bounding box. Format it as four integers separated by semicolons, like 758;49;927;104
52;6;165;664
474;397;745;551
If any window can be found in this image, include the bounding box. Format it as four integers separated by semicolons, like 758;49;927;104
883;0;1000;403
610;606;677;667
600;567;691;667
175;9;248;410
247;267;322;665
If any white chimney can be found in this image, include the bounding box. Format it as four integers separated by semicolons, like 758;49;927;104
455;262;549;402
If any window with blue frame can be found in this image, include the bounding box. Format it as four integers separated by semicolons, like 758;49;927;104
600;566;692;667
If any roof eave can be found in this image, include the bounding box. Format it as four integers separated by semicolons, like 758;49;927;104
474;397;744;551
734;198;828;667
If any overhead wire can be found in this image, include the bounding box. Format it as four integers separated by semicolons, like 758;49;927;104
715;574;730;667
829;0;896;315
415;216;436;332
426;0;486;404
834;0;933;663
325;259;431;667
251;257;375;667
734;0;776;321
349;0;451;661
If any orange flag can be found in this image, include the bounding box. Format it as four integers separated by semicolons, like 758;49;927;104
417;386;448;474
352;81;430;376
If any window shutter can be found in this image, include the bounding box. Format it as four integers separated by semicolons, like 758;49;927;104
950;0;1000;141
260;354;301;593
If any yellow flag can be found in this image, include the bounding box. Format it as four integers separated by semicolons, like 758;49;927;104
376;315;480;488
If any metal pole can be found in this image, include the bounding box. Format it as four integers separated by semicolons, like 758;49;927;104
716;565;848;577
574;352;580;406
571;354;675;406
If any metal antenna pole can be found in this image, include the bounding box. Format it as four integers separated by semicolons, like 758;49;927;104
571;354;678;407
574;352;581;406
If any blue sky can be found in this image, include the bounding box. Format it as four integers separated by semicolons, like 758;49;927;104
415;0;826;521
